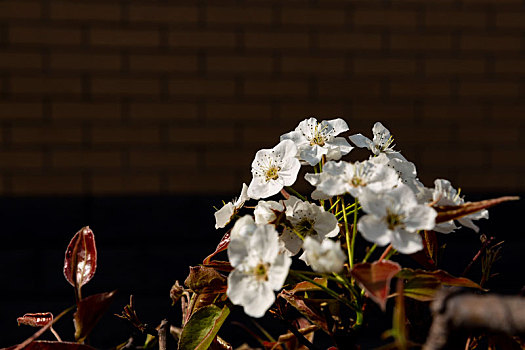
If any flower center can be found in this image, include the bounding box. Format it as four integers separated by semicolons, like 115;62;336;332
309;124;327;146
296;218;316;236
253;262;270;281
265;166;280;181
350;176;364;187
385;209;405;230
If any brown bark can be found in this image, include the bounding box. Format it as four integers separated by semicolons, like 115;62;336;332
423;289;525;350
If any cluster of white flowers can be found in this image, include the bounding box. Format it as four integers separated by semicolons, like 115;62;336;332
214;117;487;318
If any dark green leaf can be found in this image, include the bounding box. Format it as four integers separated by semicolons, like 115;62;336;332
178;304;230;350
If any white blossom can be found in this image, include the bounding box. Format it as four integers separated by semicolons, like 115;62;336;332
253;196;300;225
215;183;250;229
280;117;353;166
371;154;427;197
357;185;437;254
248;140;301;200
305;156;398;199
227;216;292;318
431;179;488;233
302;237;346;273
281;199;339;256
349;122;405;160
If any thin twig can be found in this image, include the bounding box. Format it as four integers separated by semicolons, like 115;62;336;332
158;319;169;350
461;236;494;277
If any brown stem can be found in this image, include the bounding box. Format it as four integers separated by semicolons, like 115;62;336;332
158;319;168;350
461;236;494;277
50;326;62;342
379;244;393;261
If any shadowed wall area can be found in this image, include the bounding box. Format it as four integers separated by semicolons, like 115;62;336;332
0;0;524;348
0;0;523;195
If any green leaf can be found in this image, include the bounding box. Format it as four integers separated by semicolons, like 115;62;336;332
178;304;230;350
396;269;484;301
402;277;442;301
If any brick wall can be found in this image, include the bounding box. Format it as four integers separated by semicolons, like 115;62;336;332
0;0;524;196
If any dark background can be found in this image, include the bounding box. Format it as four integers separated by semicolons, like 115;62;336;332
0;0;524;347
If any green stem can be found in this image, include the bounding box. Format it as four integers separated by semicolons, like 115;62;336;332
362;244;377;263
328;198;340;213
351;197;359;268
290;271;357;312
341;197;353;268
285;186;308;201
335;203;359;218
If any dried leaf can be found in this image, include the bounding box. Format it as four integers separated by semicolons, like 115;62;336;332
178;304;230;350
350;261;401;311
4;340;96;350
184;266;227;294
63;227;97;293
74;290;117;343
434;196;519;224
17;313;53;327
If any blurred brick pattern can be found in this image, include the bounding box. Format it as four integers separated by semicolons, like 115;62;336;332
0;0;524;195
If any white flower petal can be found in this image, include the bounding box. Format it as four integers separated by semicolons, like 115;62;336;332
390;229;423;254
281;228;304;255
404;205;437;232
434;220;458;234
248;177;282;199
227;271;275;318
357;215;392;246
358;189;389;217
230;215;257;240
326;118;349;135
303;237;346;273
300;144;327;166
274;139;298;159
250;224;280;263
348;133;372;148
267;253;292;290
326;137;353;160
254;200;284;224
227;238;249;268
214;203;235;229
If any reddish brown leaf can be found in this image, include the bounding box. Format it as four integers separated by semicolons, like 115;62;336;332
17;313;53;327
63;226;97;292
279;290;329;333
4;340;96;350
203;231;230;266
74;290;117;343
202;260;233;272
288;278;328;294
350;261;401;311
409;231;438;270
396;269;484;289
184;266;227;294
396;268;485;301
434;196;519;224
